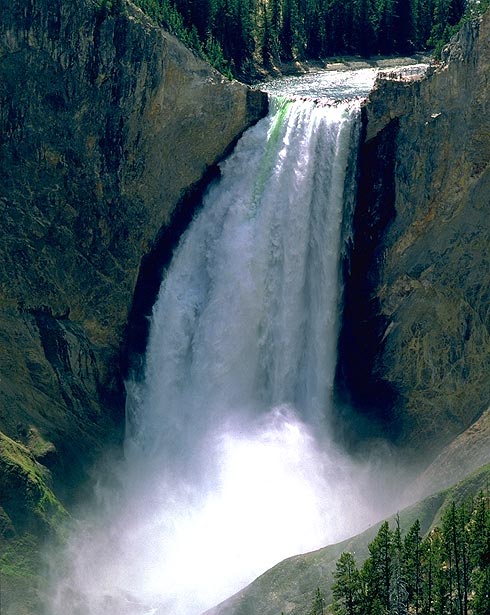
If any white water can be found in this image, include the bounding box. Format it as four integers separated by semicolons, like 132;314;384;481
127;97;359;462
47;77;402;615
259;67;379;100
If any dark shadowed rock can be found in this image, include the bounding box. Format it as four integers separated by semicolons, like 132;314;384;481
337;10;490;458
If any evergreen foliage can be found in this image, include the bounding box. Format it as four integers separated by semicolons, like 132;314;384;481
310;587;327;615
129;0;490;76
329;492;490;615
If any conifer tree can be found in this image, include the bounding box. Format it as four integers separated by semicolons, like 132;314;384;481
330;494;490;615
365;521;394;611
333;552;363;615
403;519;422;615
469;491;490;615
132;0;488;77
390;515;408;615
309;587;326;615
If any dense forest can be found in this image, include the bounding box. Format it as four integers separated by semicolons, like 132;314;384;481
307;493;490;615
127;0;490;78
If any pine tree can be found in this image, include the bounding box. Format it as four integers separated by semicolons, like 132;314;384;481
332;552;363;615
403;519;422;615
472;567;490;615
376;0;397;54
309;587;326;615
280;0;295;59
392;0;416;53
442;501;468;615
469;491;490;615
390;515;408;615
364;521;394;612
325;0;348;54
330;495;490;615
351;0;377;56
305;0;326;57
469;492;489;571
416;0;435;47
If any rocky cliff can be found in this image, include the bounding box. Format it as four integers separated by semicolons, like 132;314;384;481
337;9;490;461
0;0;266;609
3;0;490;611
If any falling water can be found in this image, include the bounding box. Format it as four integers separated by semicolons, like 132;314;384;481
48;75;398;615
126;96;360;466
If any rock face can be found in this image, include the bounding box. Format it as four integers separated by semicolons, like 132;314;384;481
337;11;490;458
0;0;266;606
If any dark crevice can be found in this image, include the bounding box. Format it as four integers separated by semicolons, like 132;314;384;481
122;93;268;380
334;113;401;444
122;164;221;379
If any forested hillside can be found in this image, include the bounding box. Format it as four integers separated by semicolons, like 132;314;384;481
327;493;490;615
130;0;490;78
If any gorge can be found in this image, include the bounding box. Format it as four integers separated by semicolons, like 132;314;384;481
2;0;490;614
46;83;410;615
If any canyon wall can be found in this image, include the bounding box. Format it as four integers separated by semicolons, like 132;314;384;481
338;10;490;461
3;0;490;610
0;0;266;609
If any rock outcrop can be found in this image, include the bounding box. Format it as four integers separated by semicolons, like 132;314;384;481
337;10;490;459
0;0;266;608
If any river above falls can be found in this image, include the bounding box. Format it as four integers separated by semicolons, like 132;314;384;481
257;62;429;101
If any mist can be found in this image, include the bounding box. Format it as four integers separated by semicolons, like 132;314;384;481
45;405;406;615
45;96;408;615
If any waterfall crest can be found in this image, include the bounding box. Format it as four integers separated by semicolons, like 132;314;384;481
47;95;387;615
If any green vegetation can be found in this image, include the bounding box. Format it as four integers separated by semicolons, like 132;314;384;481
129;0;233;76
0;432;66;531
326;492;490;615
128;0;490;78
0;432;68;614
0;534;44;615
429;0;490;55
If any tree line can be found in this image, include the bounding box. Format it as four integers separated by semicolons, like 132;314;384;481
309;492;490;615
129;0;490;78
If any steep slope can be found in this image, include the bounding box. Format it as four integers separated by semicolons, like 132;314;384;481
337;9;490;458
405;406;490;501
0;0;266;610
205;463;490;615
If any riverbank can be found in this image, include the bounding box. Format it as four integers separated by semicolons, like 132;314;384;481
250;52;433;82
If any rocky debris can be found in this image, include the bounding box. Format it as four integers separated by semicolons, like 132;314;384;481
405;407;490;501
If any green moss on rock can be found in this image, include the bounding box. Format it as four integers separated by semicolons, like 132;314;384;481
0;432;68;613
0;432;67;535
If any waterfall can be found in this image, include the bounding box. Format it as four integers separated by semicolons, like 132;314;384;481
48;95;388;615
126;97;360;466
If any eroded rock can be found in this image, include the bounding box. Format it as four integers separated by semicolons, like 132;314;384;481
338;11;490;457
